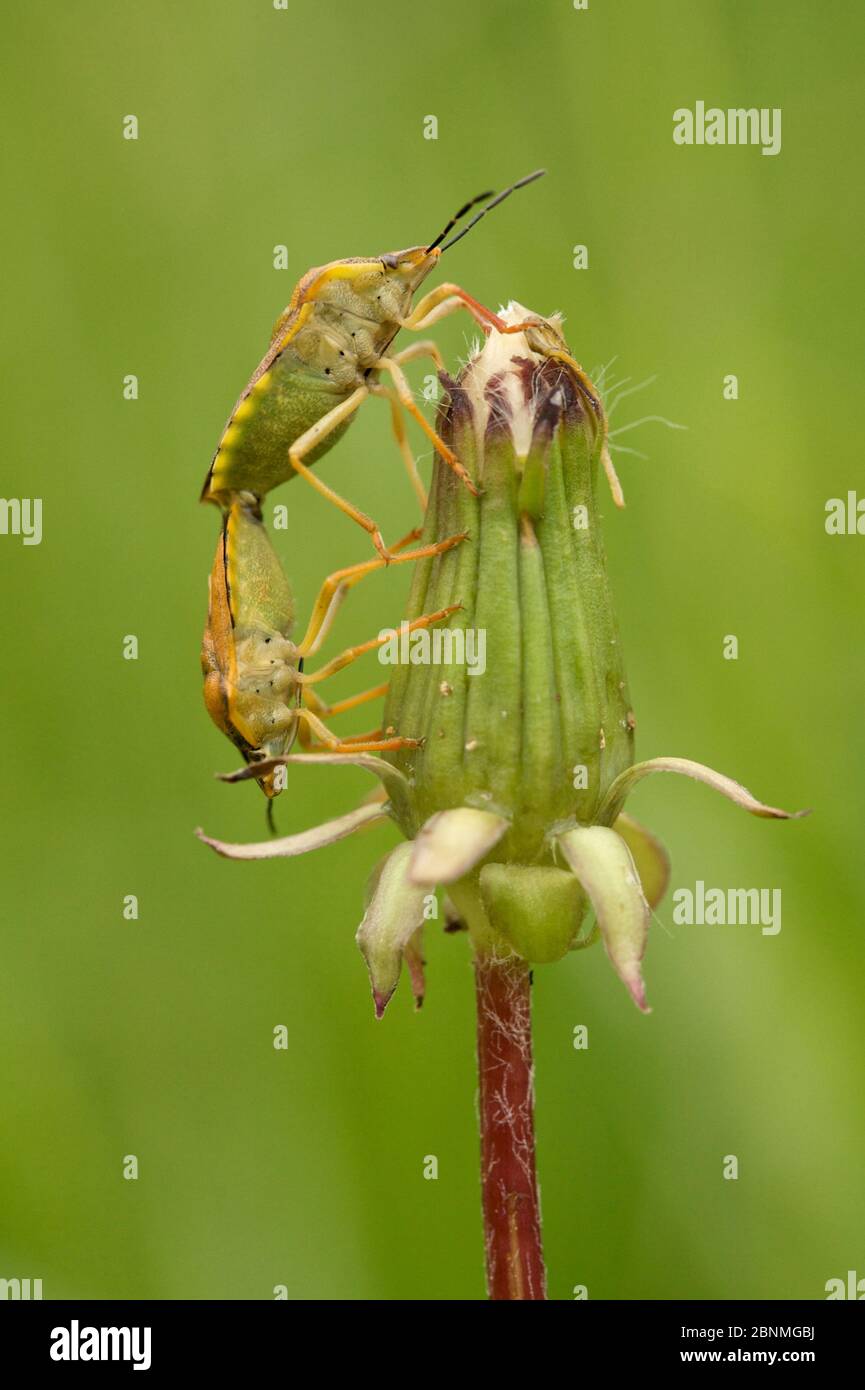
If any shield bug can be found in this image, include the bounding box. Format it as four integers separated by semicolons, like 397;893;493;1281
201;171;546;558
201;492;462;801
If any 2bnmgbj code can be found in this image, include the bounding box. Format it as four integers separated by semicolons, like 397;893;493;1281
750;1327;815;1340
681;1326;815;1341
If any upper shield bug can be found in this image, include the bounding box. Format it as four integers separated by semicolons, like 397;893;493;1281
200;171;547;558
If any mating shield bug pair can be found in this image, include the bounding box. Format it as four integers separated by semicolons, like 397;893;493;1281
200;171;548;806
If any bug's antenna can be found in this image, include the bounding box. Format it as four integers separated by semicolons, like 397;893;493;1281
425;188;495;254
433;169;546;255
266;798;277;835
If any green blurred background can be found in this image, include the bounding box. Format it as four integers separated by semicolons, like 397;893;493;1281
1;0;862;1300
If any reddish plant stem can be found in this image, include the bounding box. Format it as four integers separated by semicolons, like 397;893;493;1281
474;951;546;1300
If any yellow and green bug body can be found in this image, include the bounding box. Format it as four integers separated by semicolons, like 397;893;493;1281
200;171;547;555
202;494;302;797
201;250;441;506
202;493;464;800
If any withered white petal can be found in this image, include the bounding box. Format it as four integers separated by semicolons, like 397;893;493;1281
599;756;808;824
409;808;509;886
356;842;428;1018
195;802;386;860
557;825;651;1013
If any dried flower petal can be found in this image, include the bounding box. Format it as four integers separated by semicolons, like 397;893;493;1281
195;801;386;860
218;750;410;800
613;812;671;910
599;756;809;825
557;826;651;1013
408;808;509;886
357;843;429;1018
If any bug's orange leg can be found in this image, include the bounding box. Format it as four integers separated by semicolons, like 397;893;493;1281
540;348;624;507
295;706;421;754
372;361;478;497
401;294;476;333
390;526;424;548
389;338;447;371
402;284;546;341
543;349;602;408
303;683;389;718
373;338;453;510
378;385;428;511
295;530;467;659
400;282;504;334
299;604;462;686
287;385;404;559
330;726;386;743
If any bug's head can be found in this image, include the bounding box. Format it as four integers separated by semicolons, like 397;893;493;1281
302;174;546;331
372;171;548;319
379;244;442;295
253;705;303;802
254;764;284;801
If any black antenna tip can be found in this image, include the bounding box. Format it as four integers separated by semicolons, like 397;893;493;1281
438;168;547;254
